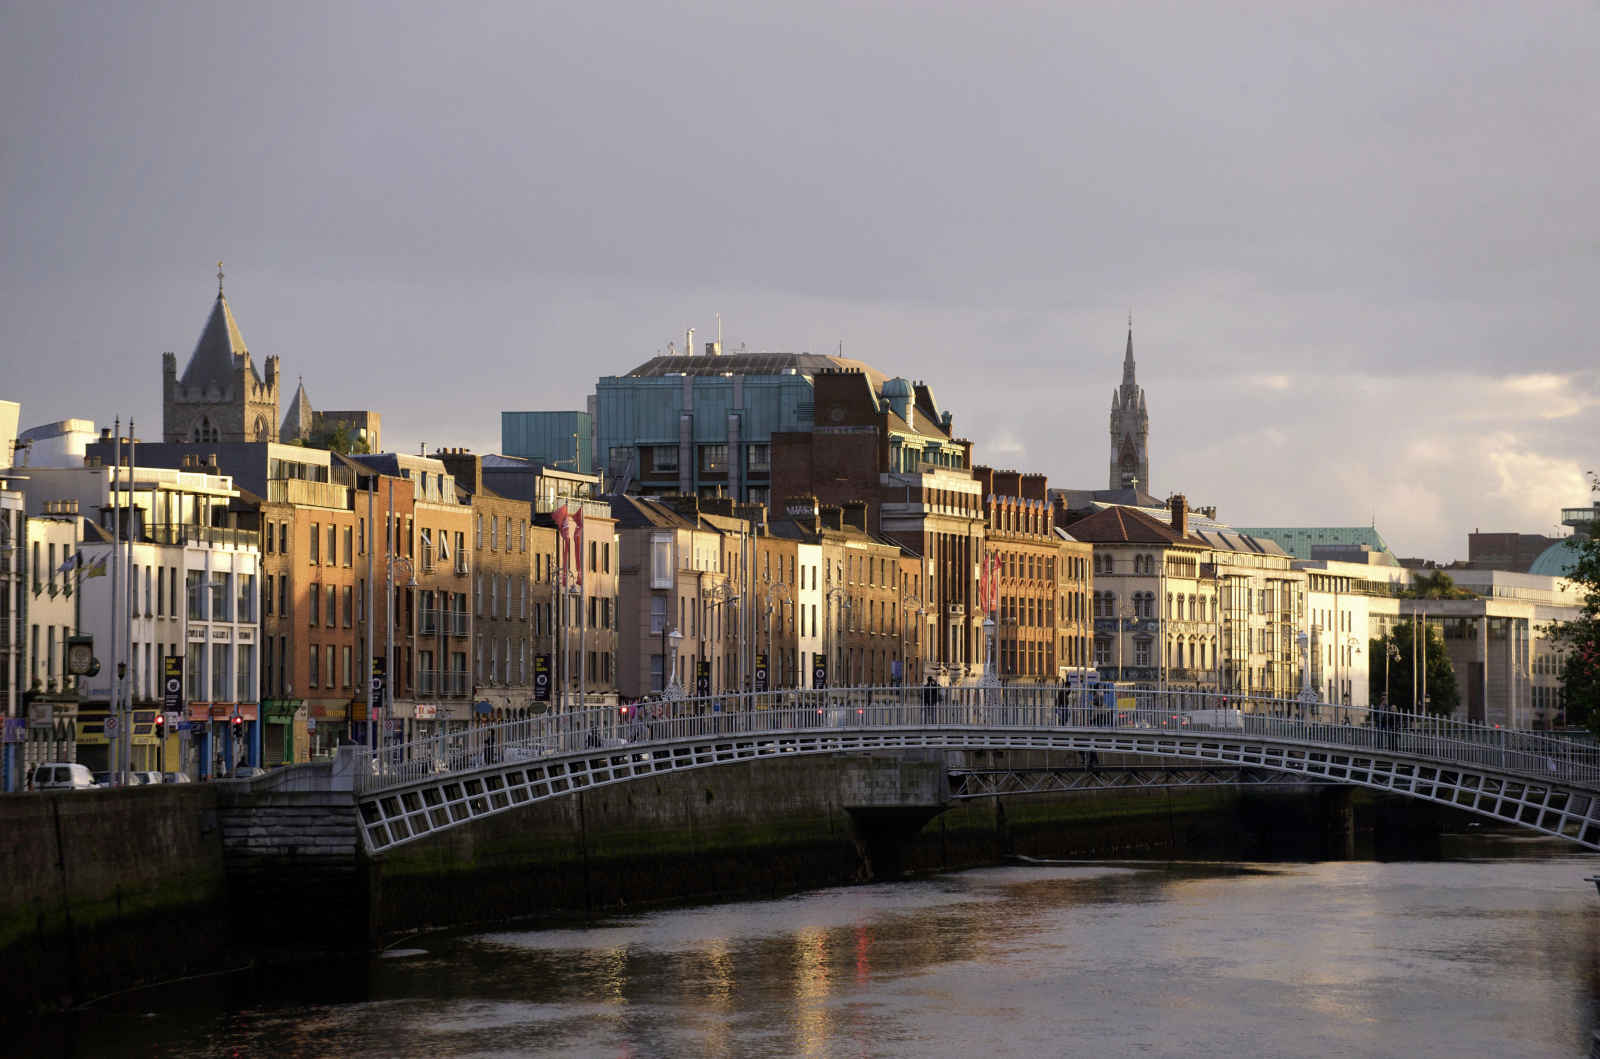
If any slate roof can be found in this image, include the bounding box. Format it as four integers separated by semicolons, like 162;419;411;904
1067;505;1201;546
623;352;889;394
180;293;256;390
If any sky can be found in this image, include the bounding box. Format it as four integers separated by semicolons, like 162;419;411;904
2;1;1594;561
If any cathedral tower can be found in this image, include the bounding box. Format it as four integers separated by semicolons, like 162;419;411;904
162;265;280;444
1107;319;1149;491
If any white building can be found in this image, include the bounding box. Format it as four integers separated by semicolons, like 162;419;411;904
1297;556;1410;717
23;459;261;777
0;480;24;786
794;541;823;689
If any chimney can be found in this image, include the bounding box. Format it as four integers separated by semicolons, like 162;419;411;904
1169;494;1189;537
818;504;843;532
841;499;871;534
782;496;819;533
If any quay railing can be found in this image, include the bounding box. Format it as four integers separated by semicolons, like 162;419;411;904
356;685;1600;794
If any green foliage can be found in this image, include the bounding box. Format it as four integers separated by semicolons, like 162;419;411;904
1401;570;1475;600
1552;473;1600;731
1368;620;1460;715
306;422;370;455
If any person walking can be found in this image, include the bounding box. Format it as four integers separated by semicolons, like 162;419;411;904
922;675;940;725
1056;679;1071;727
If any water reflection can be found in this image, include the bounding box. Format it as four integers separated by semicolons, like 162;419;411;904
28;838;1600;1058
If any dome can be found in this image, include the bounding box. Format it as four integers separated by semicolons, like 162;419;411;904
1529;540;1580;578
881;377;914;421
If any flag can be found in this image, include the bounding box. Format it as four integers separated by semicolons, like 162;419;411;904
553;503;573;587
574;508;585;590
979;552;1001;614
81;555;108;580
55;552;81;575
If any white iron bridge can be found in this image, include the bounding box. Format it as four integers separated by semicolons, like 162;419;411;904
354;686;1600;856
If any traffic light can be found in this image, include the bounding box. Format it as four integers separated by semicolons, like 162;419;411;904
231;714;244;736
154;713;166;736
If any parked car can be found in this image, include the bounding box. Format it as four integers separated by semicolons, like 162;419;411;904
162;771;193;784
135;771;164;785
31;762;96;790
226;765;267;779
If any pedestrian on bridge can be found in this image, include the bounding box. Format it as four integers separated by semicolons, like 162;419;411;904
1056;681;1070;727
923;675;940;725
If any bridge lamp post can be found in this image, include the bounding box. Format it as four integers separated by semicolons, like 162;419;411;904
1346;637;1363;724
703;584;740;694
899;593;926;688
1384;639;1399;708
665;628;684;702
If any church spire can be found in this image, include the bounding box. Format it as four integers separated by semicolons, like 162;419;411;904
1122;312;1136;385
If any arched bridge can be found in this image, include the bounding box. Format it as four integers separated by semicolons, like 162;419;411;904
354;686;1600;856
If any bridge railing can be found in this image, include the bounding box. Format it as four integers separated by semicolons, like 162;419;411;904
357;685;1600;792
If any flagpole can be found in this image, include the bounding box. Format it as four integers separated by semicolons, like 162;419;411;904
125;419;136;779
110;420;121;784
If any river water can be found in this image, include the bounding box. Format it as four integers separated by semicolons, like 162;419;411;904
40;834;1600;1058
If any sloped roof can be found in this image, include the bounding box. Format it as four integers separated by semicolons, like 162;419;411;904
1067;505;1201;546
180;293;256;390
608;494;695;530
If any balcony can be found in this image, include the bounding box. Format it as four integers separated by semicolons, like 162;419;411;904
419;610;470;637
418;669;470;698
140;523;257;549
267;479;349;509
1563;506;1596;527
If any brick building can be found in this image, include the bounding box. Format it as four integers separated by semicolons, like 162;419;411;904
772;370;986;680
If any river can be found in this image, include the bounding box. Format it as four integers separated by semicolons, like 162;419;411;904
33;832;1600;1058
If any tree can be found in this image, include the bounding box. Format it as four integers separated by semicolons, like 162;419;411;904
1552;473;1600;731
298;422;370;455
1402;570;1474;600
1368;619;1460;715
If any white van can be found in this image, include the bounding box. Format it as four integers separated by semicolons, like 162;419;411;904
30;762;96;790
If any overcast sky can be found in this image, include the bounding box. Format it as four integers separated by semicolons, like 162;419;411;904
2;2;1594;560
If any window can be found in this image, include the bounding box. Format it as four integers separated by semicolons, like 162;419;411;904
490;516;499;551
187;570;207;619
212;643;231;702
157;567;166;616
278;522;288;554
654;445;678;472
475;513;484;549
237;574;254;622
278;576;288;617
237;644;254;702
342;646;352;688
327;645;336;690
746;443;770;472
308;642;320;687
264;574;274;616
342;586;353;627
309;523;320;563
343;527;354;566
700;444;729;473
310;584;321;626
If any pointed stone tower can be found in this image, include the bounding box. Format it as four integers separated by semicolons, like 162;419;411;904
280;376;315;443
162;264;280;443
1107;318;1149;490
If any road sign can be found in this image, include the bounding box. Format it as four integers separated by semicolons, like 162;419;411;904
103;714;119;736
695;659;711;697
162;711;180;729
306;717;317;732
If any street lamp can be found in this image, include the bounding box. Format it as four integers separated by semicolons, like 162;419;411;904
764;579;791;692
899;593;927;687
702;583;740;694
666;628;684;701
383;554;418;762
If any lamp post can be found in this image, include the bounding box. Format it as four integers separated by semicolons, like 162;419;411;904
703;583;740;694
1346;636;1363;723
666;628;684;701
1384;638;1399;707
384;553;418;767
899;593;926;687
764;579;791;692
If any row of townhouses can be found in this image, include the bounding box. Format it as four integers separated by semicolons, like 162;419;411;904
0;281;1590;787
